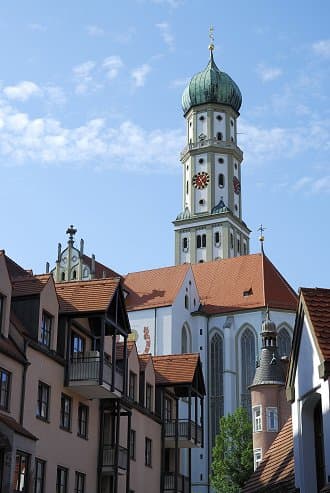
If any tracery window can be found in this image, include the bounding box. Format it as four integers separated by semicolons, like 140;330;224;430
181;324;191;353
278;327;291;357
240;328;256;414
210;333;224;446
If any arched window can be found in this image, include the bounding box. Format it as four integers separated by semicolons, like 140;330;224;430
184;294;189;310
240;328;256;413
72;270;77;280
182;237;188;252
210;333;224;445
61;272;65;281
218;174;225;188
181;324;191;354
278;327;291;357
216;132;223;141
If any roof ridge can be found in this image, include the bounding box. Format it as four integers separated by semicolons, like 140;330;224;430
126;263;190;276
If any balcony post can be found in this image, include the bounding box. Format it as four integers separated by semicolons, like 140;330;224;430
126;409;131;493
114;401;120;493
200;396;204;448
111;326;117;393
65;319;72;387
160;389;166;493
188;448;192;493
175;398;179;493
194;395;198;445
188;388;192;441
123;336;128;396
99;317;105;386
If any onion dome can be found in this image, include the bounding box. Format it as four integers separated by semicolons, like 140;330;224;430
261;307;277;334
182;51;242;115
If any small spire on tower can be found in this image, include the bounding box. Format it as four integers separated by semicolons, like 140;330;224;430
258;224;266;253
66;224;77;246
208;25;215;54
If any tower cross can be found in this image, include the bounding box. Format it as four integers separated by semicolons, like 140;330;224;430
258;224;266;253
208;25;214;51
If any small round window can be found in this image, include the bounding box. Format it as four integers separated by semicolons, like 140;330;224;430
199;158;204;164
199;199;205;206
199;115;205;121
218;158;224;164
216;115;222;121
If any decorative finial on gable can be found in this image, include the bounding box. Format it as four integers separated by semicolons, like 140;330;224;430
258;224;266;253
208;25;215;54
66;225;77;245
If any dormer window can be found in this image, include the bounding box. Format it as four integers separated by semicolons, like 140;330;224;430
40;312;52;348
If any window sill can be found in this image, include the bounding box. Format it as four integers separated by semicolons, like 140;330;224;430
59;426;72;433
77;433;88;440
36;415;50;423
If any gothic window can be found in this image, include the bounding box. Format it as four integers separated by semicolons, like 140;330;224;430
181;324;191;353
61;272;65;281
202;234;206;248
218;174;225;188
72;270;77;280
210;333;224;446
217;132;223;141
214;231;220;246
182;237;189;252
243;242;247;255
278;328;291;357
197;235;201;248
184;295;189;310
240;328;256;413
237;238;241;252
197;234;206;249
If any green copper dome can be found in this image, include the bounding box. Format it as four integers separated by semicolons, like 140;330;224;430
182;52;242;115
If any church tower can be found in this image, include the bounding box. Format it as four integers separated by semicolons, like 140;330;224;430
174;35;250;264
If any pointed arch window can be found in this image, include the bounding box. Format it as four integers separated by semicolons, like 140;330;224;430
210;333;224;446
181;324;191;354
240;328;256;413
278;327;291;357
61;272;65;281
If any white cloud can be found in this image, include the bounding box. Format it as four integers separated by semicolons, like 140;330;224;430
86;25;105;37
292;176;312;191
0;98;183;172
292;175;330;194
72;61;96;94
3;81;41;101
102;56;123;80
256;64;282;82
156;22;174;50
44;85;66;105
131;64;151;87
150;0;183;7
312;39;330;58
28;23;47;32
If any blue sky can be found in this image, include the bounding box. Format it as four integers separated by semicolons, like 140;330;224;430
0;0;329;290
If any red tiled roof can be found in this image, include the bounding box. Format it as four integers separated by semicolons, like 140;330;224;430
124;264;190;311
192;254;297;314
242;417;295;493
56;278;120;314
152;353;200;386
0;413;38;440
138;353;152;371
301;287;330;362
12;276;45;297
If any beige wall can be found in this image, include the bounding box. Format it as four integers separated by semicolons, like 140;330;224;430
38;279;59;351
0;352;23;421
0;255;12;338
23;346;100;492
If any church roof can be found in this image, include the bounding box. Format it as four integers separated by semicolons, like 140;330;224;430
56;277;120;314
192;253;297;315
242;417;295;493
124;264;190;311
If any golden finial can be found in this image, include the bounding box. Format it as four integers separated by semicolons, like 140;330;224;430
208;25;215;52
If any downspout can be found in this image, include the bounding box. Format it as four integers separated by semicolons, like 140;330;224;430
154;308;157;354
19;339;30;425
206;314;210;493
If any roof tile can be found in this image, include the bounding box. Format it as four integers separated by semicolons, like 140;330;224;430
301;287;330;362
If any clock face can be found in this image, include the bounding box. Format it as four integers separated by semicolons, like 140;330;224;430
233;176;241;195
192;172;210;190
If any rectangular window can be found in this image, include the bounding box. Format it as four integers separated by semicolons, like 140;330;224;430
164;397;172;421
145;438;152;467
36;382;50;421
56;467;68;493
146;383;153;411
130;429;136;460
40;312;52;348
0;368;10;411
129;372;137;401
71;332;85;355
253;406;262;432
202;234;206;248
253;448;262;471
14;451;30;492
78;403;89;439
267;407;278;432
34;458;46;493
74;472;85;493
60;394;72;431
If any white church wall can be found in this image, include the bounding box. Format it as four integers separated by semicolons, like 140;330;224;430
128;306;172;355
214;153;228;207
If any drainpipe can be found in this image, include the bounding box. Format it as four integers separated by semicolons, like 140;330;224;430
206;315;210;493
19;339;30;425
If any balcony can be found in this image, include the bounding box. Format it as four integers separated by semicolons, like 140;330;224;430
180;138;243;161
164;419;202;448
67;352;124;399
164;472;189;492
101;445;128;476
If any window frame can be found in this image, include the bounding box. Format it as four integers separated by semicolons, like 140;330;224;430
74;471;85;493
253;405;262;432
129;371;137;401
146;383;153;412
266;407;278;432
71;332;85;356
253;448;262;470
145;437;152;467
77;403;89;439
0;367;11;411
36;381;50;421
130;429;136;460
40;311;53;349
56;466;68;493
60;394;72;431
14;451;30;493
34;458;46;493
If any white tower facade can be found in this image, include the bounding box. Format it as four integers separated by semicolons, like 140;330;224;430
174;49;250;265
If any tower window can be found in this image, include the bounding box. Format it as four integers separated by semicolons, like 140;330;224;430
199;115;205;121
235;162;238;170
182;237;189;252
197;234;206;249
216;115;222;121
214;231;220;246
231;120;234;127
218;174;225;188
199;199;205;206
230;233;234;249
189;121;192;127
266;407;278;432
235;204;238;211
218;157;224;164
231;136;234;142
243;242;247;255
237;238;241;252
184;295;189;310
253;406;262;432
72;270;77;280
186;181;189;194
198;158;204;164
61;272;65;281
217;132;223;141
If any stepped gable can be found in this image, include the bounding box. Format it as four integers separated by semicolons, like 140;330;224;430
56;277;120;314
192;253;297;315
242;417;295;493
300;287;330;362
124;264;190;311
